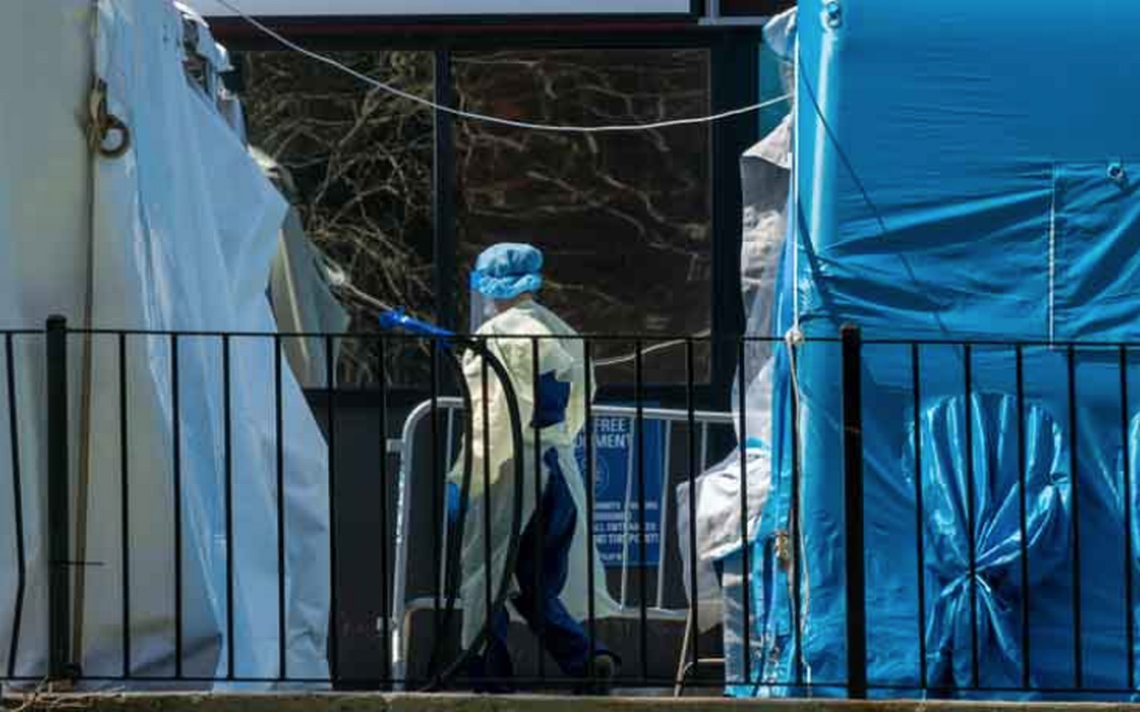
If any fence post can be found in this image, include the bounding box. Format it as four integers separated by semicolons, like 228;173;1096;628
45;315;72;682
841;324;868;699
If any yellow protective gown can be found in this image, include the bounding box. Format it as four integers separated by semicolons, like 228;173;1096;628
450;300;621;650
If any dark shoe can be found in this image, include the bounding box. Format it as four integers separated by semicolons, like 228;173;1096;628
466;650;517;695
573;652;619;696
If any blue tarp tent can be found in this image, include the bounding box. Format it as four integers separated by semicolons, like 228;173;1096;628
744;0;1140;699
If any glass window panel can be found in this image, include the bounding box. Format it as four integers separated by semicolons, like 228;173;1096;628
242;50;435;388
453;48;713;385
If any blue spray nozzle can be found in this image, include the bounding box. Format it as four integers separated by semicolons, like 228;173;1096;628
378;309;455;341
744;437;769;452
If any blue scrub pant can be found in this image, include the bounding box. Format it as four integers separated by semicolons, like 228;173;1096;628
469;448;610;684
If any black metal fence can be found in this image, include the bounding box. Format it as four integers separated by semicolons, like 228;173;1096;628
1;319;1138;698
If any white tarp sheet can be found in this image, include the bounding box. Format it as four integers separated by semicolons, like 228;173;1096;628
253;150;351;390
0;0;97;682
1;0;330;688
268;208;351;390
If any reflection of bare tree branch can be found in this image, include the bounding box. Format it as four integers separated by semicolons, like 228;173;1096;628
241;47;713;386
521;170;650;239
243;50;436;387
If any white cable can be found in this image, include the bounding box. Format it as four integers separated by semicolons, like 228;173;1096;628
213;0;791;133
592;334;710;367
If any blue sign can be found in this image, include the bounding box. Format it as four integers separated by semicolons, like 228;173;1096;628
575;414;664;567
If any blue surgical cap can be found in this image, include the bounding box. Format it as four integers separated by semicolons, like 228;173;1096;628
470;243;544;300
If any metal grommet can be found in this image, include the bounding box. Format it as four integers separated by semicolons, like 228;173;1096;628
97;114;132;159
823;0;843;29
1108;161;1127;186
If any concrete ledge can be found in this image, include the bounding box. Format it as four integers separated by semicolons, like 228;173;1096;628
4;695;1140;712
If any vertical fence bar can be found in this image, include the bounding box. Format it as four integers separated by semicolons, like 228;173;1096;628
6;334;26;679
911;344;927;690
531;338;546;680
378;336;392;686
480;349;494;671
963;344;979;690
620;426;633;608
118;333;131;679
429;340;442;644
700;425;710;471
440;389;454;681
840;325;867;699
327;335;340;684
222;336;235;680
584;340;598;681
170;333;184;679
737;339;751;687
1016;345;1031;688
275;336;287;680
446;411;457;473
635;340;649;681
46;317;73;681
1068;345;1083;688
46;316;71;681
438;406;459;690
791;338;803;687
1121;345;1135;690
657;424;672;611
685;339;699;680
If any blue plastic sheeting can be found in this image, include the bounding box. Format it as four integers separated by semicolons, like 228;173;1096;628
907;392;1070;691
744;0;1140;700
793;0;1140;343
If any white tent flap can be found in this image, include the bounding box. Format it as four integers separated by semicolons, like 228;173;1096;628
1;0;331;688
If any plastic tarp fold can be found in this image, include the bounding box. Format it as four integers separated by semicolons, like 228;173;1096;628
2;0;330;688
267;208;352;389
907;392;1070;690
676;446;773;631
733;5;795;452
254;150;351;390
675;445;771;688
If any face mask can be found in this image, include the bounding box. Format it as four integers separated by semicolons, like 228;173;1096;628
468;288;500;333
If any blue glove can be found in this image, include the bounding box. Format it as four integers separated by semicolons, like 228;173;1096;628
446;482;462;524
378;309;454;341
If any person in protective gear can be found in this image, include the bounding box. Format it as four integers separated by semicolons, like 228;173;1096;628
451;243;621;693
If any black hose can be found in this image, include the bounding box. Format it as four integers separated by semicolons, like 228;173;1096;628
421;337;527;691
423;340;474;679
